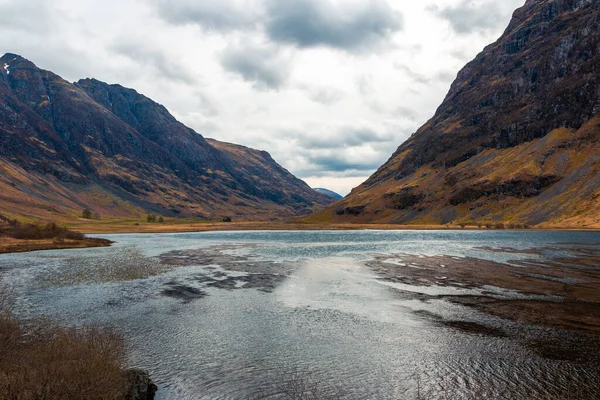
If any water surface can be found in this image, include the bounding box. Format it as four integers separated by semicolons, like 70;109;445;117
1;230;599;399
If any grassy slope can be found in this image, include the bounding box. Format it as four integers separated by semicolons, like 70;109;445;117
304;116;600;228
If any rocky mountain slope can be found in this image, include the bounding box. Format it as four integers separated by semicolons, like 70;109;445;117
308;0;600;228
0;54;332;221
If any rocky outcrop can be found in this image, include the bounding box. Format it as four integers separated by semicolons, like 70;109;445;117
124;369;157;400
0;54;333;221
307;0;600;228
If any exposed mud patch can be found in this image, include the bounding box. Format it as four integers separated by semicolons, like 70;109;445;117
159;245;293;296
162;285;207;302
367;248;600;336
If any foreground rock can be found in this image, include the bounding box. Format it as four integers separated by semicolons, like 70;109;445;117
124;369;157;400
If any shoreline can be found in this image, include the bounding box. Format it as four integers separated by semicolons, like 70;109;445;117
0;237;113;254
64;220;600;235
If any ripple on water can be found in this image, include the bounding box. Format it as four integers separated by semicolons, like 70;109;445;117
1;230;599;399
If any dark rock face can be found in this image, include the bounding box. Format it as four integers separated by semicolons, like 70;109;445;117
0;54;333;220
313;0;600;227
124;369;157;400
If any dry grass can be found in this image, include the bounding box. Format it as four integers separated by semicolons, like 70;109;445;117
1;220;84;241
0;285;127;400
0;216;112;254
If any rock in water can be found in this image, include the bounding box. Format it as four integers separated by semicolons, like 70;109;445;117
124;369;158;400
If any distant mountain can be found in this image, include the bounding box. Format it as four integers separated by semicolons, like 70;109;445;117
313;188;343;200
307;0;600;228
0;54;333;221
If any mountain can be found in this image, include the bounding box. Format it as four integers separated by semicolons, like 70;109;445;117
313;188;343;200
0;54;332;221
307;0;600;228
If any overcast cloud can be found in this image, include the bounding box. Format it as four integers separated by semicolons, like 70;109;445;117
0;0;525;195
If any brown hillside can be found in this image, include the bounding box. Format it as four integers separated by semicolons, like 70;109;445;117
307;0;600;228
0;55;332;222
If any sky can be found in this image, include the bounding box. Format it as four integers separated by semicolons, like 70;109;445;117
0;0;525;195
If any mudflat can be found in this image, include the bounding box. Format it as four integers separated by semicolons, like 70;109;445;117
367;246;600;336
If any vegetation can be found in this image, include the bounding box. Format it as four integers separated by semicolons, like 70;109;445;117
82;208;93;219
0;285;127;400
146;215;165;223
222;216;232;222
1;220;84;241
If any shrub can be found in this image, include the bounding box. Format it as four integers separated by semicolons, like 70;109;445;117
146;214;157;223
158;216;164;223
222;216;232;223
0;283;127;400
82;208;92;219
3;221;85;241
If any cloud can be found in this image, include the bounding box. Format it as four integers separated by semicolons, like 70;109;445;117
304;86;346;105
0;0;56;32
149;0;261;32
220;41;293;89
111;40;197;84
309;152;383;172
428;0;521;35
150;0;403;53
265;0;403;51
281;126;394;150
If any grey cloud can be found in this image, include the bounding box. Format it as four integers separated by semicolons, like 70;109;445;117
394;63;457;86
428;1;518;35
394;64;428;84
396;106;419;122
111;41;197;84
305;87;345;105
309;153;382;173
0;0;56;32
149;0;260;32
220;42;292;90
355;74;375;96
149;0;403;53
265;0;403;51
283;127;394;150
434;70;457;82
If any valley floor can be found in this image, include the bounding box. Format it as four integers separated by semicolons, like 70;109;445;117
65;219;600;235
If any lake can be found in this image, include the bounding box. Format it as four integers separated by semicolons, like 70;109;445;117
1;230;599;399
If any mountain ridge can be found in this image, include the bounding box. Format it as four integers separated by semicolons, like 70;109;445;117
306;0;600;228
0;54;332;221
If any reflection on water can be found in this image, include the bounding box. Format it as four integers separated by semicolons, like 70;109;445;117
1;230;599;399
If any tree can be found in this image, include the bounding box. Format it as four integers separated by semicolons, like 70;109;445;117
82;209;92;219
158;216;164;223
222;216;232;223
146;214;157;223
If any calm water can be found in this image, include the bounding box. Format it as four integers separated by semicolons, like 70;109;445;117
1;230;599;399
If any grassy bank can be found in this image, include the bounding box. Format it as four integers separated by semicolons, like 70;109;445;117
0;217;112;254
65;218;600;235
